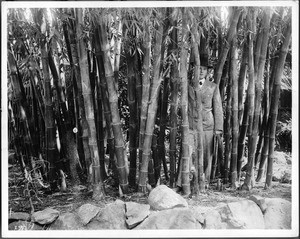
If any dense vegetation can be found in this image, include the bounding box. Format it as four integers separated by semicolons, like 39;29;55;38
7;6;292;209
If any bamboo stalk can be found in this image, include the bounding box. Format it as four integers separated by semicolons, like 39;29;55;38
126;52;138;187
230;37;239;188
256;48;271;181
38;9;58;191
94;25;118;185
214;7;241;85
99;17;129;193
179;8;191;196
265;21;291;188
168;13;179;188
138;13;164;193
238;39;248;125
189;14;205;193
66;9;92;185
224;53;232;185
243;8;271;190
138;22;152;171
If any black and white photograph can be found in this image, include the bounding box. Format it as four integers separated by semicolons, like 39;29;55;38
1;1;299;237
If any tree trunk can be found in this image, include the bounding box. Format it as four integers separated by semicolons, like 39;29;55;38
138;15;164;193
265;21;291;188
189;14;205;193
99;18;129;193
256;49;271;182
168;15;179;188
179;8;191;196
243;8;271;190
238;39;248;125
126;53;138;187
94;26;117;184
224;53;232;185
138;22;152;171
48;49;81;187
156;77;169;183
230;37;239;188
214;7;241;85
66;9;92;186
77;9;105;199
113;13;122;92
37;9;58;191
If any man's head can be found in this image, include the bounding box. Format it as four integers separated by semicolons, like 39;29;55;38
199;54;212;80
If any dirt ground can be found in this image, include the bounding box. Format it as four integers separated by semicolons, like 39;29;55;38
8;151;292;215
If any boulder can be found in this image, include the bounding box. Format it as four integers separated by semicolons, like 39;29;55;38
31;208;59;225
148;185;188;211
190;208;205;225
134;208;202;229
125;202;150;229
264;198;291;229
9;221;43;230
76;203;101;225
281;171;292;184
209;200;265;229
49;212;84;230
248;195;267;213
86;199;126;230
204;209;224;229
9;212;30;222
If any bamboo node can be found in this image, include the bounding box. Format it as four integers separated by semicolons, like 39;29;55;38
105;73;114;78
111;122;121;126
117;165;126;169
140;170;148;173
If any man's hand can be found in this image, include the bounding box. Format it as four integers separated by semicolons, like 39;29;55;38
214;130;223;136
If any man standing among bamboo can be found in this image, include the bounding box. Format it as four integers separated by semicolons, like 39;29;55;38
199;54;223;185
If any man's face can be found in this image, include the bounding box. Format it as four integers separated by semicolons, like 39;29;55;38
200;66;208;79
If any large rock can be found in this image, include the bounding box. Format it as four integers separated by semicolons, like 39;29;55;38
281;171;292;183
9;221;43;230
125;202;150;229
9;212;30;222
204;209;224;229
264;198;291;229
31;208;59;225
76;203;101;225
49;212;84;230
86;199;126;230
134;208;202;229
205;200;265;229
248;195;267;213
148;185;188;211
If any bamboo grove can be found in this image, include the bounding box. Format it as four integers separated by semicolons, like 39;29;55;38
7;7;292;200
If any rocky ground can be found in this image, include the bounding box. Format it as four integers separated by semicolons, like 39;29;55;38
7;150;293;231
